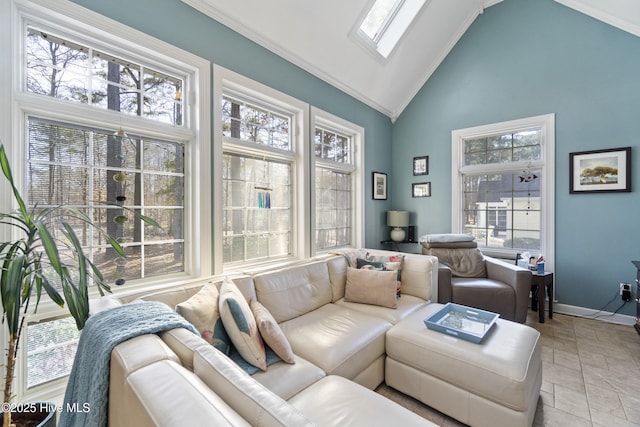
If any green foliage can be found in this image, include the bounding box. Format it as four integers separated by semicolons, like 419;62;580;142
0;144;123;332
1;143;159;423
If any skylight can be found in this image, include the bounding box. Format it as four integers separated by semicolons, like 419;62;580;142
358;0;427;59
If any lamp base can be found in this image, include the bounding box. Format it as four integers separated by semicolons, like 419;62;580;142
390;228;406;242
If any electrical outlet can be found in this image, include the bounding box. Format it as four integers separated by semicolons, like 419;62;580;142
620;283;631;302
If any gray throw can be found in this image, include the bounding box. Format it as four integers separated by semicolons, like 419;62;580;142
58;300;198;427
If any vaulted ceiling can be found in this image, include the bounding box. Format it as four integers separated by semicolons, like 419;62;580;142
183;0;640;121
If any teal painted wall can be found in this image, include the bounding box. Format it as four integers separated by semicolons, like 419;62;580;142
70;0;394;247
393;0;640;315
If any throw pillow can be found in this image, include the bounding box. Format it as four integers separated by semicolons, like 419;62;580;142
219;277;267;371
249;300;295;364
331;249;369;268
175;282;231;354
357;257;402;298
367;254;405;280
345;267;398;308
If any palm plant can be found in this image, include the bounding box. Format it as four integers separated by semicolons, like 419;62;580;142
0;143;156;427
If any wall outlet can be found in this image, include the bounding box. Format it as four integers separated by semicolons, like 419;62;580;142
620;283;631;301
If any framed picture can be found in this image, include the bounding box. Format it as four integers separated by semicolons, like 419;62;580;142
413;156;429;176
412;182;431;198
569;147;631;193
372;171;387;200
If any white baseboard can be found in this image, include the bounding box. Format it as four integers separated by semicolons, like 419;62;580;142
553;303;636;326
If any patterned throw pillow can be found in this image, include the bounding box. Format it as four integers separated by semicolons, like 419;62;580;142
219;277;267;371
250;300;295;364
175;282;231;354
367;254;405;281
331;249;369;268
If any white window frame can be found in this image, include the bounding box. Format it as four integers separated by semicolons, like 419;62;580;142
451;114;555;271
1;0;211;403
213;65;310;274
310;107;364;254
352;0;428;61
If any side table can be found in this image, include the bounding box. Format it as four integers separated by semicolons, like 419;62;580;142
380;240;419;252
531;272;553;323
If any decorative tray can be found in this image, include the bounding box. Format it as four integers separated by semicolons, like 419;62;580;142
423;303;498;343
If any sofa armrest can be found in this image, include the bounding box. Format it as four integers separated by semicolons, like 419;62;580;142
485;256;532;323
437;265;453;304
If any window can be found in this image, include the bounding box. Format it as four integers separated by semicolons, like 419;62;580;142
214;66;308;271
312;108;363;252
26;29;184;126
213;67;364;273
3;0;210;401
27;118;185;282
26;317;80;388
452;114;555;268
356;0;428;59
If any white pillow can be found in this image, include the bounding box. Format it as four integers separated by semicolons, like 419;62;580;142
175;282;230;354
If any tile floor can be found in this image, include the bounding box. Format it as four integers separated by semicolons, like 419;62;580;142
376;311;640;426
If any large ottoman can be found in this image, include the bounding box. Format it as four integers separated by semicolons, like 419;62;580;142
385;304;541;427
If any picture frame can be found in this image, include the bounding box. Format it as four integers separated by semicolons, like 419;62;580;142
372;171;387;200
413;156;429;176
569;147;631;193
412;182;431;198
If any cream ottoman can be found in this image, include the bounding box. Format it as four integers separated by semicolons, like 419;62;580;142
385;304;541;427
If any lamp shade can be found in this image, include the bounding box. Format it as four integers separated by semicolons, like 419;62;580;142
387;210;409;228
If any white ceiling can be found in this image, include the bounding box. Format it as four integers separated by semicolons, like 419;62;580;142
182;0;640;121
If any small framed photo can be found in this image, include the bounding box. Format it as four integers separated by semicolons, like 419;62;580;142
372;171;387;200
569;147;631;193
413;156;429;176
412;182;431;198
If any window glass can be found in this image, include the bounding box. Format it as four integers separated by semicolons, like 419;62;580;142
314;126;351;164
26;318;80;389
462;172;541;252
26;29;184;125
221;95;291;150
27;117;185;283
314;125;353;251
222;153;291;264
315;167;351;250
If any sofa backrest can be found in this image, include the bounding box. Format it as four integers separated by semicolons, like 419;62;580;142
253;261;332;323
326;250;438;303
194;345;314;426
397;253;438;302
326;255;348;302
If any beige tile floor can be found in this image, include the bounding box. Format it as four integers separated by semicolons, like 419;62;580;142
376;311;640;426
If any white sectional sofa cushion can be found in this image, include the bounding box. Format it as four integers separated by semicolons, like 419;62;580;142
194;345;314;427
289;375;438;426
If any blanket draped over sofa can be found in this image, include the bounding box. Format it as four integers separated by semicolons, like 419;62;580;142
59;301;197;427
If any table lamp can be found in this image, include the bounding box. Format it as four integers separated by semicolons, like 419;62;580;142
387;210;409;242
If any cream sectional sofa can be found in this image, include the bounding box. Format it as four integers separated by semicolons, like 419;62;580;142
93;249;440;426
91;248;541;427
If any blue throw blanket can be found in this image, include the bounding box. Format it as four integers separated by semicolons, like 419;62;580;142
59;301;198;427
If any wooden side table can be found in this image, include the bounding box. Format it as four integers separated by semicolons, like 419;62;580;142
531;272;553;323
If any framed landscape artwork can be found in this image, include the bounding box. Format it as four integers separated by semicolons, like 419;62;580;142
569;147;631;193
372;171;387;200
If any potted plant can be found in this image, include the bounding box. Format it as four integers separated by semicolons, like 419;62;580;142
0;144;155;427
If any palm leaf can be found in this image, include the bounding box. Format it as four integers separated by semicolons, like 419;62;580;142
2;255;26;335
35;222;64;276
0;145;29;222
